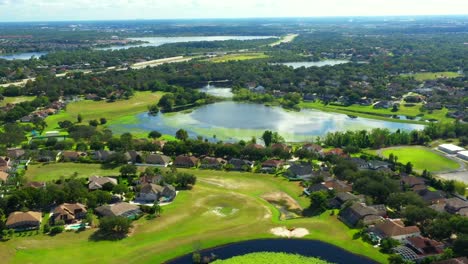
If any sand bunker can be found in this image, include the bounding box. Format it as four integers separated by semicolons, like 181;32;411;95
271;227;309;238
261;192;303;220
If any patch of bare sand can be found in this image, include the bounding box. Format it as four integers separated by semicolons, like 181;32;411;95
261;191;302;211
270;227;309;238
199;178;246;189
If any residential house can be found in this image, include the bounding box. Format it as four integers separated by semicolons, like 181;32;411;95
304;183;330;195
88;176;118;190
52;203;87;224
95;202;142;219
444;197;468;216
0;156;10;171
248;143;265;150
200;157;227;169
6;211;42;230
251;85;266;94
323;178;353;193
136;174;163;185
339;203;384;227
324;148;348;158
261;159;283;172
93;150;115;162
144;153;172;167
285;163;314;180
433;257;468;264
228;158;254;171
329;192;362;208
153;140;166;149
271;143;291;153
7;148;25;159
174;155;199;168
418;189;446;204
136;183;176;203
125;151;143;163
405;236;444;258
0;171;9;183
302;143;322;154
61;151;87;162
372;219;421;241
401;175;427;192
349;157;370;170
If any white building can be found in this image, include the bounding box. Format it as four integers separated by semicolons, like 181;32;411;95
438;144;465;154
457;151;468;161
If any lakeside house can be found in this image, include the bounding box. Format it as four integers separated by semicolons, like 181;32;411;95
6;211;42;230
371;219;420;241
338;203;384;227
95;202;142;219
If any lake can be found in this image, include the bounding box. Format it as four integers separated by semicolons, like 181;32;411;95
0;51;48;60
99;36;276;50
110;101;424;141
166;238;378;264
274;60;350;68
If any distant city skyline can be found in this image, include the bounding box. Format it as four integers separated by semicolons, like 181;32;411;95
0;0;467;22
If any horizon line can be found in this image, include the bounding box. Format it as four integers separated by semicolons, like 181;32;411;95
1;14;467;23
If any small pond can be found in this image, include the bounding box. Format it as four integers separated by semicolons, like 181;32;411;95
166;238;378;264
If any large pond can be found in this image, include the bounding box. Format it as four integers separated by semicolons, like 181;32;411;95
273;60;350;69
110;101;423;142
100;36;276;50
166;238;377;264
0;51;48;60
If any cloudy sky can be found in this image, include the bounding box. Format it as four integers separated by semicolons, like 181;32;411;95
0;0;466;22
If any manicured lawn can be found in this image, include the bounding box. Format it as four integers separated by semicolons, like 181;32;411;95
207;53;269;63
24;163;122;181
300;101;450;123
380;146;460;172
1;169;388;264
0;96;35;107
401;71;462;81
45;91;163;131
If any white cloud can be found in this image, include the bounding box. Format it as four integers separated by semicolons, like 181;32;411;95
0;0;467;21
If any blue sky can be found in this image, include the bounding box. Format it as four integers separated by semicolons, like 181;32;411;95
0;0;467;22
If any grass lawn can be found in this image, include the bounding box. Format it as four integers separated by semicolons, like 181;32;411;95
1;169;388;264
401;71;462;81
45;91;163;131
300;101;450;124
0;96;35;107
207;53;269;63
379;146;460;172
24;163;122;181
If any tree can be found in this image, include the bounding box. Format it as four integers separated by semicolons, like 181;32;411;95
148;130;162;139
152;203;162;216
309;190;329;213
380;238;400;253
32;116;47;131
175;129;188;141
148;104;160;115
120;164;137;177
100;118;107;125
0;123;26;147
112;184;128;195
386;192;425;210
77;114;83;123
261;130;273;147
98;216;132;236
391;104;399;112
405;162;413;174
453;235;468;257
58;120;73;129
